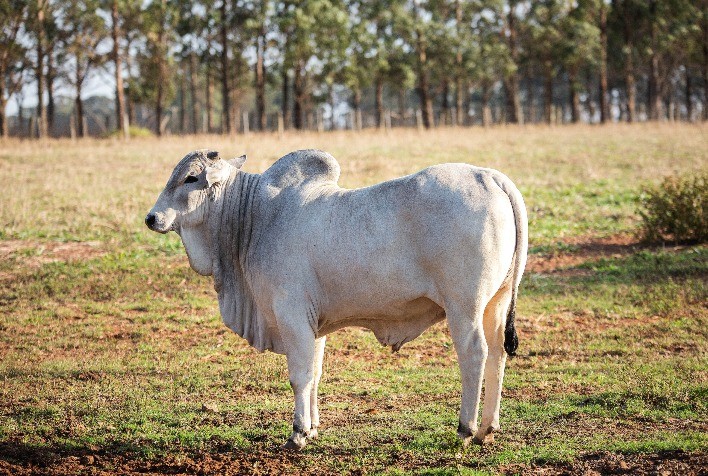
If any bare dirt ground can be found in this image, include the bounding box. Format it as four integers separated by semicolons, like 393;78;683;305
504;451;707;476
1;440;706;476
0;239;104;267
525;233;639;276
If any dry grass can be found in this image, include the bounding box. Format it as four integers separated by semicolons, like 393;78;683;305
1;123;705;243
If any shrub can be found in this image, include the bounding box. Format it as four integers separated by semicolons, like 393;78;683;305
638;172;707;244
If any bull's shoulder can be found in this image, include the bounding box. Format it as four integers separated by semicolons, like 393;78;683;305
262;149;341;189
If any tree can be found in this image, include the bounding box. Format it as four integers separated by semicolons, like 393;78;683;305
0;0;30;138
468;1;510;126
599;0;609;123
528;0;566;124
60;0;107;137
610;0;645;122
277;0;349;130
246;0;271;131
503;0;523;124
559;0;600;123
28;0;53;138
405;0;436;129
142;0;178;136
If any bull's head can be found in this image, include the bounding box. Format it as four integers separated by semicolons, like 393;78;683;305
145;149;246;234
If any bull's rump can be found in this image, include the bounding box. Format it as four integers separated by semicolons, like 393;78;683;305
296;163;517;335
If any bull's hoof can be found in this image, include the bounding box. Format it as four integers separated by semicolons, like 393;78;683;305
282;434;307;451
473;425;497;446
308;426;319;440
457;422;473;447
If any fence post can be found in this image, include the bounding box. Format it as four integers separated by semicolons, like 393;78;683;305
243;111;249;135
415;109;423;131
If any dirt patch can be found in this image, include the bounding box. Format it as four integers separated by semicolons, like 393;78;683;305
504;450;707;476
527;234;640;276
0;442;304;476
0;239;104;268
1;443;705;476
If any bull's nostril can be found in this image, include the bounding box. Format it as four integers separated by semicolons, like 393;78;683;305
145;214;156;228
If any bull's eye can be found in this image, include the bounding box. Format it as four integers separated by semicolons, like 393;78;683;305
184;175;198;184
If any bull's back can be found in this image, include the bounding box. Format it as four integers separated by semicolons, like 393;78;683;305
302;164;516;313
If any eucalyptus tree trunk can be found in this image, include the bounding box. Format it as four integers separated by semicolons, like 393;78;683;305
440;79;451;125
293;60;305;130
569;68;581;123
189;52;198;133
205;66;213;133
703;9;708;121
47;54;56;135
0;87;7;138
481;81;492;127
504;1;522;124
416;31;433;129
454;0;464;126
75;63;85;137
220;0;231;134
413;3;433;129
353;88;363;130
155;8;167;137
178;71;186;133
36;0;47;138
255;28;266;131
281;67;290;130
111;0;126;137
543;63;553;124
398;88;406;126
599;1;609;123
455;78;465;126
375;77;384;128
648;0;661;120
616;0;636;122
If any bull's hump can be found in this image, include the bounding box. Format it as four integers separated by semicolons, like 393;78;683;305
263;149;341;189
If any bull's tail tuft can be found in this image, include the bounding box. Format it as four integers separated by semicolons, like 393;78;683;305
504;296;518;357
492;172;527;359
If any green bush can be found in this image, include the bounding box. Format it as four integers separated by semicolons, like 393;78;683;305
638;172;707;244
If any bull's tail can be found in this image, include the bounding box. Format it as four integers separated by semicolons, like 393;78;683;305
504;297;519;356
493;174;528;357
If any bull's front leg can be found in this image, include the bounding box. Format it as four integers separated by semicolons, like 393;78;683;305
309;336;326;439
275;306;317;450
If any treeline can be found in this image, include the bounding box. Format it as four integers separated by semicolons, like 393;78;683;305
1;0;706;138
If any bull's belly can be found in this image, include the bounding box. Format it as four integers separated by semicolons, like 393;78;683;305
317;297;446;351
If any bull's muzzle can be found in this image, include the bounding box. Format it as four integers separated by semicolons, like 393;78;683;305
145;213;157;229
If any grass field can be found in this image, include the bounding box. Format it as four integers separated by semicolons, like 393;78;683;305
0;124;706;475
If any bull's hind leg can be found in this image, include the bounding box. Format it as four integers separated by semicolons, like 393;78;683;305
309;336;326;439
475;286;513;445
447;303;488;447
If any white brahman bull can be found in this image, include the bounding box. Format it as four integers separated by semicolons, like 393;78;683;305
146;149;527;450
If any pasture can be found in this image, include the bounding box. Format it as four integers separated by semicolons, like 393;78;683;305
0;124;706;475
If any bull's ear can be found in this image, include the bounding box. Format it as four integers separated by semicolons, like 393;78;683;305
228;154;246;169
205;159;232;188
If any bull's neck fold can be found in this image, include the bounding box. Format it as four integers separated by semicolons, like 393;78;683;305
209;170;277;352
